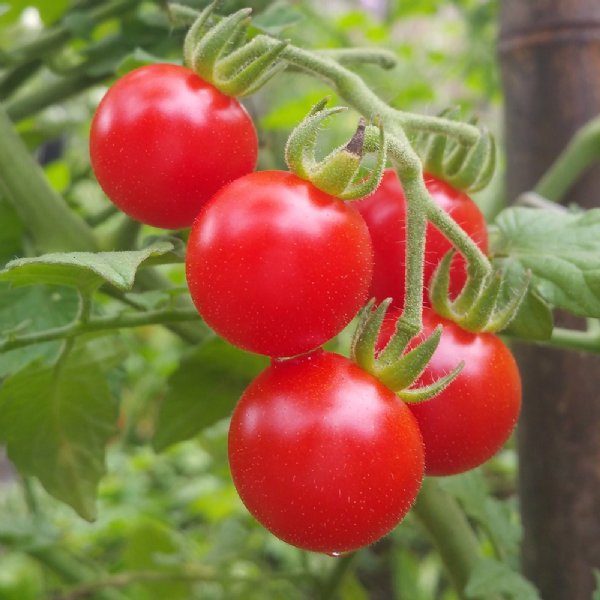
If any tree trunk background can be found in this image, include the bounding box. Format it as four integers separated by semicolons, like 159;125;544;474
499;2;600;599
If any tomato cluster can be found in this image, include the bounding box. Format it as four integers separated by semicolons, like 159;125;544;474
90;66;521;555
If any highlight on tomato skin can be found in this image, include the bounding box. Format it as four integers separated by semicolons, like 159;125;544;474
355;169;489;310
378;308;522;476
228;349;425;555
185;170;374;358
89;63;258;229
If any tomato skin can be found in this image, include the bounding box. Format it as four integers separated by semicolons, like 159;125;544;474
380;309;521;476
228;350;424;553
89;64;258;229
186;171;373;358
355;170;488;308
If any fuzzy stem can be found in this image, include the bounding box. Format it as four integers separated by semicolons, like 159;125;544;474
412;478;482;598
279;44;480;145
0;307;205;353
314;48;398;69
534;114;600;202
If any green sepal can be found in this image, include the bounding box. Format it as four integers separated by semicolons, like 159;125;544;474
429;251;530;333
398;361;464;404
285;102;386;200
350;299;389;374
182;3;288;97
376;325;442;391
351;300;462;403
414;108;496;193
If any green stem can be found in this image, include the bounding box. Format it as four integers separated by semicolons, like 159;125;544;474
0;306;204;353
412;478;481;598
424;197;491;276
534;114;600;202
278;43;480;145
398;175;428;337
532;326;600;355
4;68;108;123
0;104;98;252
314;48;398;69
318;552;357;600
0;59;42;99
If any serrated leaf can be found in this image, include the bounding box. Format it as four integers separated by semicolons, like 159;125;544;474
0;284;79;378
153;338;267;451
491;207;600;318
0;340;123;520
0;241;176;293
465;559;541;599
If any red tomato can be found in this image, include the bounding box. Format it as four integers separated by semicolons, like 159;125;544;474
228;350;424;553
186;170;373;358
355;170;488;308
379;309;521;476
89;64;258;229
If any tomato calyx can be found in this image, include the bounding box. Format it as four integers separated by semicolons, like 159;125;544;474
183;1;288;97
429;250;530;332
285;99;386;200
413;107;496;193
351;299;463;402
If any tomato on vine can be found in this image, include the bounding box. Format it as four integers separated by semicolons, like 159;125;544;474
356;170;488;309
379;308;521;476
89;64;258;229
186;170;373;358
228;349;424;554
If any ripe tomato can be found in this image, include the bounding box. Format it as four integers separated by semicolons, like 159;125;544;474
355;170;488;309
379;309;521;476
89;64;258;229
228;350;424;554
186;170;373;358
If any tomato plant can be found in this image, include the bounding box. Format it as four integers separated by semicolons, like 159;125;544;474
186;170;373;357
356;169;488;308
228;349;424;554
89;64;258;229
379;308;521;476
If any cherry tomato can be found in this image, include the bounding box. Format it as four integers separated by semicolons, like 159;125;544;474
355;170;488;309
228;349;424;553
379;309;521;476
89;64;258;229
186;170;373;358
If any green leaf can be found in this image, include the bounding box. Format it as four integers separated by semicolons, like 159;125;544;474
0;340;124;520
491;207;600;318
253;1;304;35
0;284;79;378
153;338;268;451
0;241;176;293
465;559;541;599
